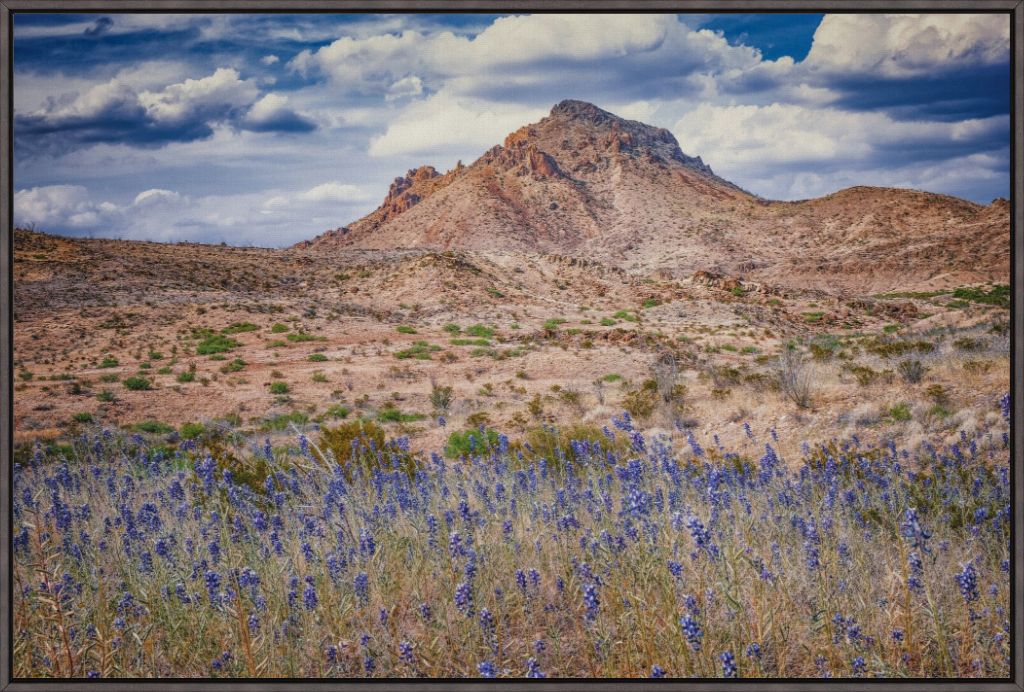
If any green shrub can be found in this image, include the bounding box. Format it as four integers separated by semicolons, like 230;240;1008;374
445;428;501;458
222;322;258;334
612;310;638;322
261;411;309;432
99;356;119;369
124;376;152;391
177;370;196;383
953;337;983;351
132;420;174;434
601;373;622;382
72;412;93;424
180;422;207;439
888;403;912;422
451;338;491;346
395;341;442;360
396;325;417;334
378;407;427;423
952;284;1010;308
543;318;567;331
308;353;329;362
325;404;350;420
315;420;417;480
599;317;616;326
270;323;290;333
622;379;658;419
97;390;115;402
443;323;461;335
466;324;494;338
220;358;246;373
269;381;290;395
196;334;239;355
286;332;322;343
642;298;662;308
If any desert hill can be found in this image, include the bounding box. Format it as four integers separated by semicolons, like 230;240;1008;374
301;100;1008;294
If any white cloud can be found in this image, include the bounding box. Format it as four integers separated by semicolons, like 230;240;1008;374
298;181;371;203
261;54;280;66
804;14;1009;77
15;179;378;246
673;102;1008;199
385;75;424;101
139;67;258;123
368;91;546;158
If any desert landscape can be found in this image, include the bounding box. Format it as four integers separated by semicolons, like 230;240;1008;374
13;99;1011;678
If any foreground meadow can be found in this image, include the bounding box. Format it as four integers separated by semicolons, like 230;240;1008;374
13;395;1011;679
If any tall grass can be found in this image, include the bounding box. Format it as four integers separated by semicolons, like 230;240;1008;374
12;398;1011;678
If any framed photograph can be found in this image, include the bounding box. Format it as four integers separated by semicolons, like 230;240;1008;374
2;2;1020;688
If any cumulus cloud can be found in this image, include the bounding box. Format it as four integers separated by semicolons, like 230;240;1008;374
804;14;1009;78
240;93;317;133
368;91;546;158
673;102;1008;199
12;12;1013;244
15;180;376;246
16;67;320;153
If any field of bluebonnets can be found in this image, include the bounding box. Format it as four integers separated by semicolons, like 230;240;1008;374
13;394;1012;679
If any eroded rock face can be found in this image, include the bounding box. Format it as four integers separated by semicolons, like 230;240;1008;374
300;99;1008;295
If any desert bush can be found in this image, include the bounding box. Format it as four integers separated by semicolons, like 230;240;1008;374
888;402;912;422
897;359;926;384
123;376;152;391
429;379;454;414
776;346;813;408
622;379;658;419
445;428;501;458
222;322;258;334
395;341;442;360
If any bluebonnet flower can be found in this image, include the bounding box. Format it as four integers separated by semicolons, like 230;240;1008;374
359;528;376;557
1000;393;1010;422
668;560;683;578
745;643;762;660
687;432;704;458
418;602;431;620
204;570;221;602
852;656;866;676
455;581;473;616
478;661;497;677
583;583;600;620
354;572;369;605
720;651;737;678
651;665;666;678
399;641;414;665
525;657;546;678
956;562;979;603
908;552;924;594
679;615;703;651
303;577;318;610
891;629;904;642
900;508;931;552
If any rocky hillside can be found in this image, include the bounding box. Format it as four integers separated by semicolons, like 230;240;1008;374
301;100;1008;294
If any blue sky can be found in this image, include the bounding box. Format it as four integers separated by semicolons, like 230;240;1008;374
13;13;1011;246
